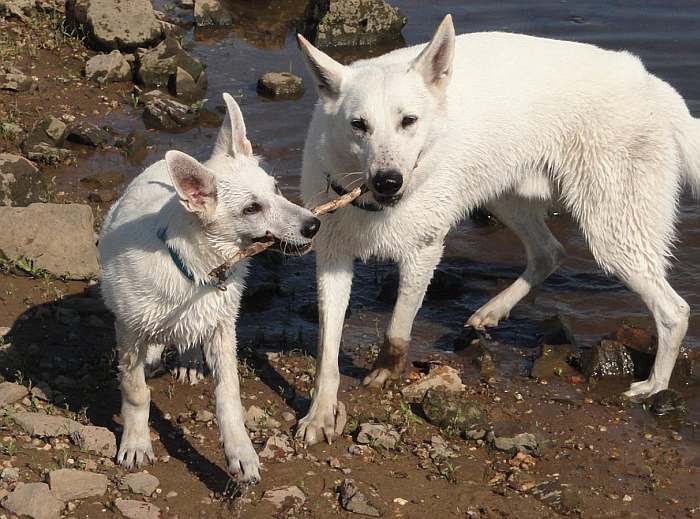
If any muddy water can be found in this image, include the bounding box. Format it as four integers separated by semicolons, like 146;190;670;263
58;2;700;432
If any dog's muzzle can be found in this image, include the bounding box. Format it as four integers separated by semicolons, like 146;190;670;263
370;169;404;206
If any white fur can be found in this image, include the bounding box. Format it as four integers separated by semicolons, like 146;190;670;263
99;93;318;482
296;16;700;445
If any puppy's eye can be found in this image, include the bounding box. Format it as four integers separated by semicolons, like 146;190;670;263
401;115;418;129
243;202;262;215
351;118;368;133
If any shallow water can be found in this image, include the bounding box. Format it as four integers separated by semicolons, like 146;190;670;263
59;1;700;430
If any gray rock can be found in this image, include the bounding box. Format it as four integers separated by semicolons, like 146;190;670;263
244;405;281;432
114;498;161;519
121;472;159;496
25;143;74;165
194;409;214;422
309;0;406;48
13;412;81;437
0;203;99;279
1;466;19;482
262;485;306;513
0;381;28;407
421;388;485;434
65;0;163;51
49;468;108;501
492;432;541;455
0;153;52;207
257;72;304;99
643;389;687;417
3;483;63;519
0;121;23;138
45;117;67;143
356;423;399;450
582;340;634;378
428;435;457;461
25;116;67;149
30;382;53;402
338;479;381;517
72;425;117;457
85;50;132;84
194;0;232;26
0;65;33;92
136;37;206;101
401;364;465;403
259;433;294;460
67;122;110;147
142;91;199;130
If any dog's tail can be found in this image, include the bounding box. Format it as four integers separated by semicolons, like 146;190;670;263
676;115;700;195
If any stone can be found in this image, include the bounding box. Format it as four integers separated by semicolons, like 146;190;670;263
49;469;108;501
114;499;161;519
0;203;99;279
428;435;457;461
194;0;232;26
3;483;63;519
262;485;306;513
1;467;19;482
582;340;634;378
142;91;199;130
136;37;206;100
24;116;67;149
643;389;687;417
244;405;281;432
539;315;578;347
72;425;117;457
256;72;304;99
0;153;52;207
13;412;81;437
30;382;53;401
194;409;214;422
338;479;381;517
121;472;160;496
67;122;110;147
401;364;465;403
0;0;34;21
309;0;406;48
85;50;132;83
259;434;294;460
356;423;400;450
0;381;28;407
421;388;485;434
491;432;541;456
0;65;33;92
65;0;163;51
173;66;207;102
25;144;73;165
0;121;23;138
530;344;578;379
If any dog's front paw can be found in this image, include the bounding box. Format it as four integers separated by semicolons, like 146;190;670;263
623;378;662;400
173;366;204;385
117;430;155;469
466;304;509;330
225;441;261;484
296;400;347;446
172;347;205;385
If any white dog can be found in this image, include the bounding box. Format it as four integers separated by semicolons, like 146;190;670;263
295;15;700;445
99;93;320;482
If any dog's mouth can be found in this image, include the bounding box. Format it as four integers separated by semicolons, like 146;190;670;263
372;193;403;207
251;233;312;256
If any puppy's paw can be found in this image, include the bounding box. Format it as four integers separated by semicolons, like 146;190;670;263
225;442;261;484
117;431;155;469
466;305;509;330
295;401;347;446
623;378;662;399
172;347;206;385
173;366;204;385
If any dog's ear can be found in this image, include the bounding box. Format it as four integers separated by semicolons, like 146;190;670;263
410;14;455;93
166;150;218;218
213;93;253;158
297;34;347;99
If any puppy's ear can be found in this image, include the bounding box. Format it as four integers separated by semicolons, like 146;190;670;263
213;93;253;158
410;14;455;93
166;150;218;218
297;34;347;99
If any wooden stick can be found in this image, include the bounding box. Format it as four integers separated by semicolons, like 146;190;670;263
208;185;365;290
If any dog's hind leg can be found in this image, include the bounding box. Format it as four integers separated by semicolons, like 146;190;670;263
173;345;205;385
116;321;155;468
202;323;260;483
467;195;564;329
364;239;446;388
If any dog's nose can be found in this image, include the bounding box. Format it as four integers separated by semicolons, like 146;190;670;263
372;169;403;196
301;217;321;239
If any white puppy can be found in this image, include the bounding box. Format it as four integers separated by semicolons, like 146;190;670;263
295;15;700;445
99;93;320;482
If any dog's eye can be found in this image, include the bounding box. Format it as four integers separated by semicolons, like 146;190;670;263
401;115;418;129
351;118;368;133
243;202;262;215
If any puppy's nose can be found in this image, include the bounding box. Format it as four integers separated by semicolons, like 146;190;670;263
372;169;403;196
301;216;321;238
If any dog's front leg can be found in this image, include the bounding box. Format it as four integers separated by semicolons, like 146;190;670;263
296;251;354;446
364;241;445;388
203;324;260;483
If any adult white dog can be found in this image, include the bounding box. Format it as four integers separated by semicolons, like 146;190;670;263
99;93;320;482
295;15;700;445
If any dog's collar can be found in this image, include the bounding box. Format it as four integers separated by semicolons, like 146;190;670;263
326;174;383;212
157;227;219;288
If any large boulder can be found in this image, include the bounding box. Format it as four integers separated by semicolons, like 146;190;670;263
0;203;99;279
308;0;406;48
65;0;163;51
0;153;52;206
